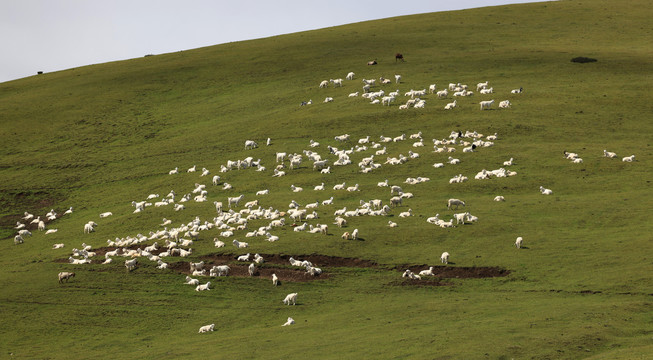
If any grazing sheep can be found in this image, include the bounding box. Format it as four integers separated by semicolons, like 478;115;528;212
198;324;215;333
441;252;450;264
283;293;298;306
515;236;523;249
494;196;505;202
14;235;24;245
282;317;295;326
447;198;465;210
211;265;230;277
480;100;494;110
58;272;75;283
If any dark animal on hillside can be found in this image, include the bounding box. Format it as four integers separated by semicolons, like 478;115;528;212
367;60;377;65
395;53;404;62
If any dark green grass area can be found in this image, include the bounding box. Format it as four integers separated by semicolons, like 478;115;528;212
1;0;652;358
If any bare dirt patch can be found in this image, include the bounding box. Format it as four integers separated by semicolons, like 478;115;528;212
60;249;510;285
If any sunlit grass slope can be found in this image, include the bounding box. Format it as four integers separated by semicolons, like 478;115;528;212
0;0;651;359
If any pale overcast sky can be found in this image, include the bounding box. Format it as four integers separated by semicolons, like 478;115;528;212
0;0;547;83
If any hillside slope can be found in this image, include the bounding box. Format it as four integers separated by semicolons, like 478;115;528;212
0;0;651;359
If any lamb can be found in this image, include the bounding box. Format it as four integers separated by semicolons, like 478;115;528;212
494;195;505;202
324;97;334;103
499;100;511;108
52;243;65;249
515;236;523;249
195;282;211;291
503;158;514;166
511;87;523;94
272;273;279;286
479;100;494;110
199;324;215;333
237;253;251;262
214;239;225;248
447;198;465;210
480;87;493;94
282;317;295;326
58;272;75;283
441;252;450;264
346;72;355;80
283;293;298;306
622;155;635;162
539;186;553;195
168;167;179;175
319;80;329;88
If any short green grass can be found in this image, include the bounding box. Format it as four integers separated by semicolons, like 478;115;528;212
1;0;652;359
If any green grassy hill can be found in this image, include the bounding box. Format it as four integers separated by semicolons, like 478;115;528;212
1;0;651;359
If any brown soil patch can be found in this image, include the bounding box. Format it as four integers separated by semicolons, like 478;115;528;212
59;248;510;285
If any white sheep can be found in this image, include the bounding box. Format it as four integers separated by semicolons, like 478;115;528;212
603;149;617;158
539;186;553;195
248;263;257;276
237;253;251;262
511;87;523;94
282;317;295;326
419;267;435;276
515;236;523;249
232;239;248;248
198;324;215;333
185;276;200;286
499;100;511;108
398;209;413;218
622;155;635;162
214;239;225;248
494;196;505;202
272;273;279;286
447;198;465;210
441;252;450;264
346;72;355;80
195;282;211;291
444;100;457;110
283;293;298;306
125;258;138;271
212;265;230;277
479;100;494;110
319;80;329;88
58;272;75;283
324;97;334;103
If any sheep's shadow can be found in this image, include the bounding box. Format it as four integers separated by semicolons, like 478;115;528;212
518;246;530;249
